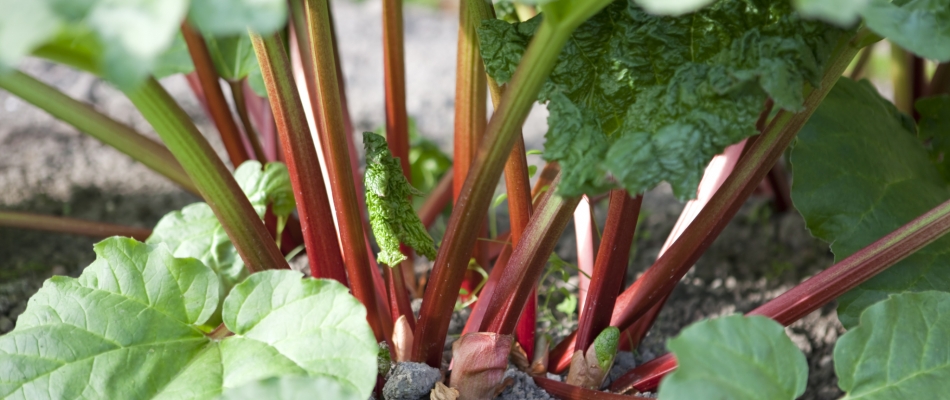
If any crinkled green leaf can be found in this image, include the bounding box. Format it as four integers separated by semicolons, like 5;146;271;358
658;315;808;400
363;132;437;266
916;95;950;183
188;0;287;36
215;376;361;400
632;0;716;16
479;0;840;199
861;0;950;61
148;160;294;298
234;160;295;218
834;291;950;399
0;240;377;399
153;32;195;78
790;78;950;329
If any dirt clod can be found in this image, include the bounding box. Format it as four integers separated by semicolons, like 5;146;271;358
383;362;442;400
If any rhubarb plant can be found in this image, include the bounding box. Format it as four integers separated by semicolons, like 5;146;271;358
2;0;950;398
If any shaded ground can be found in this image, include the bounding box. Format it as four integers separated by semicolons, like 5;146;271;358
0;1;841;399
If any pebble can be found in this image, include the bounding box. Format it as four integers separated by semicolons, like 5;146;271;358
382;362;442;400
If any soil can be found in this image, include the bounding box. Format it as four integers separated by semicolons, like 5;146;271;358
0;1;841;399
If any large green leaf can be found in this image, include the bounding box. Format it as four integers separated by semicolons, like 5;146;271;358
0;238;377;399
791;0;950;60
834;291;950;398
363;132;437;266
479;0;840;199
916;95;950;184
658;315;808;400
790;78;950;329
216;376;361;400
861;0;950;61
148;160;294;297
188;0;287;36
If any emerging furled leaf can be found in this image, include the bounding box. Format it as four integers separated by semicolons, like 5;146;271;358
363;132;437;267
0;239;377;399
658;315;808;400
148;160;294;298
834;291;950;399
791;79;950;329
916;95;950;183
478;0;840;199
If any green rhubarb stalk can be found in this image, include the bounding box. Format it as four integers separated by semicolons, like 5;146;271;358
0;71;197;194
411;0;613;367
125;78;288;272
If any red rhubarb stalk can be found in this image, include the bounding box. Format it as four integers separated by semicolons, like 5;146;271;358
612;196;950;393
299;0;392;341
0;211;152;241
180;23;251;167
249;32;348;284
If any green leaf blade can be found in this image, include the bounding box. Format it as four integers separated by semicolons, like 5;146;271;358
215;376;361;400
835;291;950;399
222;271;378;399
0;239;378;400
861;0;950;62
479;1;841;199
658;315;808;400
790;78;950;328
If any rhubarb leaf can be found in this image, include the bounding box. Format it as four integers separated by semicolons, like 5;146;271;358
153;32;195;78
148;160;294;296
834;291;950;399
363;132;437;266
478;0;840;199
790;79;950;329
188;0;287;36
216;376;361;400
0;0;61;71
0;239;377;399
658;315;807;400
793;0;870;26
633;0;716;16
916;95;950;183
233;160;295;218
790;0;950;60
205;34;260;81
861;0;950;61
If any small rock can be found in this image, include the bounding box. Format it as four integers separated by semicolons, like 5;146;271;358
496;368;554;400
383;362;442;400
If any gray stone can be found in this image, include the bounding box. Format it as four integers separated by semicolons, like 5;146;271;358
496;368;554;400
382;362;442;400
